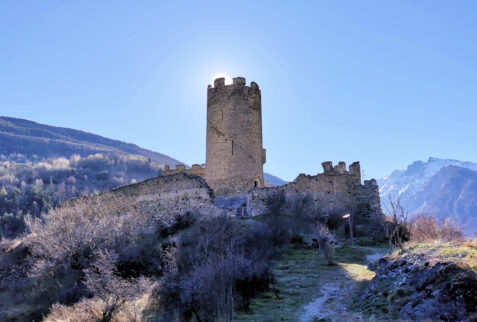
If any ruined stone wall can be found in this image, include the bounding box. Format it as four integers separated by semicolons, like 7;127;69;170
206;77;266;196
162;164;206;179
247;161;382;220
67;173;220;228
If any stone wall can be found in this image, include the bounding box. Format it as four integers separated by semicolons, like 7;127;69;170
67;173;220;228
247;161;382;220
205;77;266;196
162;164;206;179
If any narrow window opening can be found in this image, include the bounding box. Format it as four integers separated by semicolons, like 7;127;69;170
221;110;223;121
231;140;234;155
254;180;258;187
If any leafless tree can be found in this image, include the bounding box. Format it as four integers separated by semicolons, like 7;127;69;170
411;215;463;243
410;214;441;242
83;249;147;322
25;196;150;277
439;217;463;242
382;195;411;250
265;189;286;217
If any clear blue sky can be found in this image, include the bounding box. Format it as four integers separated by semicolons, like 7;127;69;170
1;1;476;181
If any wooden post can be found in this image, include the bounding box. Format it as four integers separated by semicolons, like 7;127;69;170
349;214;354;248
343;214;353;247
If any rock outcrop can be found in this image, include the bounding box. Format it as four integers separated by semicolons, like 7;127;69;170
362;244;477;321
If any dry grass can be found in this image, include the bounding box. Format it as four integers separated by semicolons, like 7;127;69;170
45;283;155;322
338;263;376;282
463;237;477;248
234;245;385;321
402;240;477;272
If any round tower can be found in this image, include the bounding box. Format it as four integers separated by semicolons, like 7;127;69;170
206;76;266;196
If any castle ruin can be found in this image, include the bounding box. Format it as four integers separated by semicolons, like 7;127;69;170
161;76;383;219
248;161;382;220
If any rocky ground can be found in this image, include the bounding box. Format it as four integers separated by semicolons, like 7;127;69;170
360;242;477;321
235;240;476;321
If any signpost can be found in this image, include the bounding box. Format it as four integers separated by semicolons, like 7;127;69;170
343;213;353;247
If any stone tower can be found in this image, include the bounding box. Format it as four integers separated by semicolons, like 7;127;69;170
206;77;266;196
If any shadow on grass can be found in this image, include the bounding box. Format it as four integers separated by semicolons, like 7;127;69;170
234;244;387;322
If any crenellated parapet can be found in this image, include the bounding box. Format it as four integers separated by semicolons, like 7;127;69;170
162;164;206;179
208;77;260;90
314;161;362;184
247;160;382;219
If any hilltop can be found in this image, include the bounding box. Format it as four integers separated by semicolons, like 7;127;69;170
0;117;181;166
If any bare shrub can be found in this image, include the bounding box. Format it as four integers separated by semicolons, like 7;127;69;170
0;213;26;238
411;215;464;243
265;189;286;217
46;280;153;322
23;195;153;308
83;249;151;322
316;224;335;265
156;214;286;320
440;217;464;242
287;193;314;239
411;215;442;242
180;254;250;322
381;196;411;250
25;196;150;276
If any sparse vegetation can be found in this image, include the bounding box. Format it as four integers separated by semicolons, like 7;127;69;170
381;196;411;250
358;240;477;321
0;153;164;238
411;214;463;243
265;189;286;217
154;214;289;321
316;224;335;265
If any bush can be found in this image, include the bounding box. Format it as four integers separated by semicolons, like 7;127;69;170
0;213;26;238
316;224;335;265
25;196;151;282
382;196;411;250
265;189;286;217
287;193;317;238
83;249;150;322
21;195;159;319
155;214;287;320
411;215;463;243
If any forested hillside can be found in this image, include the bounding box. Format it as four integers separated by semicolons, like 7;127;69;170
0;117;181;165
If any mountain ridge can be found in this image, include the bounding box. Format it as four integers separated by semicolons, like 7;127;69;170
379;157;477;235
0;116;182;166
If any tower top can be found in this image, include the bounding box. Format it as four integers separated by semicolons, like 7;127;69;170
207;76;260;91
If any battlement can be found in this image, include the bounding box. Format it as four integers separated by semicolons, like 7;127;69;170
208;76;260;91
163;163;206;179
320;161;360;177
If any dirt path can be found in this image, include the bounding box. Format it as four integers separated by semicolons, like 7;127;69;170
235;246;387;321
299;246;386;322
299;283;339;321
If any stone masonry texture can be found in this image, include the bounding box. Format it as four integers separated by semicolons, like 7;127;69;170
247;161;382;220
205;77;266;196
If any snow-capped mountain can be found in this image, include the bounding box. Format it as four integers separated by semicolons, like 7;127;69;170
378;157;477;235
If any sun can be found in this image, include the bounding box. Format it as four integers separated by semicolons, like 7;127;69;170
210;73;232;86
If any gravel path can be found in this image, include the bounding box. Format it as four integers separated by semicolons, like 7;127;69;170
299;248;386;322
299;283;338;321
